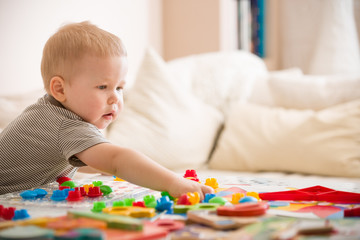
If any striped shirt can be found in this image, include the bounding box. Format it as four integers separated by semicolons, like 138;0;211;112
0;94;109;195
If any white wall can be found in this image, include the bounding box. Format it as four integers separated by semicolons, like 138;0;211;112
0;0;162;95
279;0;360;75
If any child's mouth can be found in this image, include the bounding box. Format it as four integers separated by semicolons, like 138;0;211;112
103;113;113;119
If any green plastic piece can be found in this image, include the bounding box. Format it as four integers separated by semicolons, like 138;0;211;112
92;181;103;187
143;195;156;208
112;200;125;207
173;205;194;214
60;181;76;188
161;191;175;200
209;196;227;206
68;211;143;231
92;201;106;212
123;198;135;206
194;203;220;210
99;185;113;195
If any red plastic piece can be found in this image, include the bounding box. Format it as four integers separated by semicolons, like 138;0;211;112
79;187;87;196
2;207;16;220
183;169;199;182
259;185;360;204
59;186;70;190
87;186;103;198
133;201;146;208
344;207;360;217
217;202;268;217
56;176;72;185
176;194;191;205
66;189;83;202
0;205;3;217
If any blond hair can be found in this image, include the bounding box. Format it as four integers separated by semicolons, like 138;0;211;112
41;21;127;92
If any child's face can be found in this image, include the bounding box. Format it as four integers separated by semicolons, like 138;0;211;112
62;55;128;129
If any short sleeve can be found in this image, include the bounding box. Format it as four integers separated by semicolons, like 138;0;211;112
58;119;109;166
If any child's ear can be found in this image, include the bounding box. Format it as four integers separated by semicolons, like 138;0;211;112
49;76;66;102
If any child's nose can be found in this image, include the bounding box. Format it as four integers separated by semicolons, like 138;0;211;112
108;91;122;105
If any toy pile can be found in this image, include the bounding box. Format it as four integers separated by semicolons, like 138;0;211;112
0;170;360;239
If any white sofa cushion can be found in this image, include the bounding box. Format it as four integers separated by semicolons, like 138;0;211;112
0;89;45;130
167;50;268;113
269;74;360;110
249;68;303;107
107;48;224;170
208;99;360;177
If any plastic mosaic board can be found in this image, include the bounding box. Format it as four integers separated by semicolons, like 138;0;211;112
0;178;157;211
1;174;360;219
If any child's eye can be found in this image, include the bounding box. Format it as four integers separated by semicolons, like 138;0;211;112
98;85;107;90
116;87;123;92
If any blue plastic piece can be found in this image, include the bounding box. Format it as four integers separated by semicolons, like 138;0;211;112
20;190;37;200
51;190;67;201
239;196;258;203
203;193;216;203
155;196;173;213
34;188;48;198
268;201;290;207
54;228;104;240
13;209;30;220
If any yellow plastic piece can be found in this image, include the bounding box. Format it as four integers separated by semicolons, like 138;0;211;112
246;191;260;200
83;184;94;194
205;178;219;189
114;177;125;181
231;193;245;204
102;206;155;218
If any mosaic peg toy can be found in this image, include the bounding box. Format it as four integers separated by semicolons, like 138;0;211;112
183;169;200;182
187;192;200;205
205;178;219;190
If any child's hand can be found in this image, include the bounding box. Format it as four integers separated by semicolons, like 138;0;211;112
167;176;215;201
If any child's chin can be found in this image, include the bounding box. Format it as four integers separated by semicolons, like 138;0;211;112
94;123;109;130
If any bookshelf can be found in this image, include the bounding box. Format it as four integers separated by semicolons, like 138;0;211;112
162;0;279;70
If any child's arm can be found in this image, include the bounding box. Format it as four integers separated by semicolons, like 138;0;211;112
76;143;214;200
77;166;110;175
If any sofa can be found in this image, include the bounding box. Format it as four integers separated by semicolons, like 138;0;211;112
1;48;360;192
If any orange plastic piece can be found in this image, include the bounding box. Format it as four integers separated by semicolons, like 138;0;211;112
187;192;200;205
217;202;268;217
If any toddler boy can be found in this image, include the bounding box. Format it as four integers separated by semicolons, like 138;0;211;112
0;21;214;198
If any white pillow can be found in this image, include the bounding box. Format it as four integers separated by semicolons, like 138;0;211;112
0;89;45;130
208;100;360;177
167;51;268;112
107;48;224;170
249;68;303;107
269;74;360;110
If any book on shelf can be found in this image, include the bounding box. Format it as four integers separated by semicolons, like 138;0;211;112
237;0;266;58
